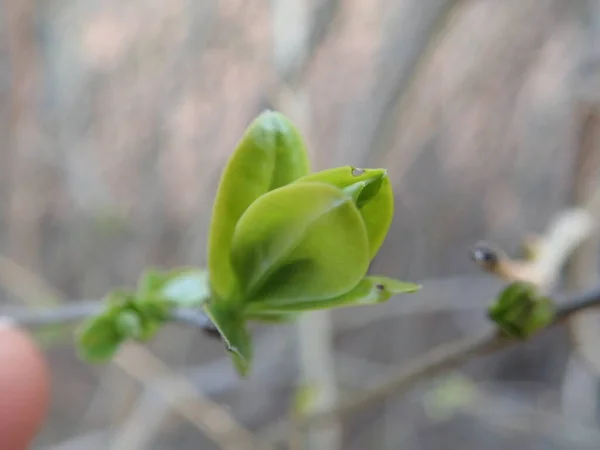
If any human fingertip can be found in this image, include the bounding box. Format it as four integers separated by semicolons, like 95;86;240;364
0;323;50;450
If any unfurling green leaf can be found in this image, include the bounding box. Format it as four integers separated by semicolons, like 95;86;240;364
488;281;555;339
208;111;310;302
204;300;253;377
230;182;370;307
136;267;210;312
77;313;123;363
115;310;143;339
294;166;393;258
76;281;178;363
247;276;421;313
160;269;210;308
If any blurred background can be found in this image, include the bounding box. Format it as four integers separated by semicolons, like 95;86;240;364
3;0;600;448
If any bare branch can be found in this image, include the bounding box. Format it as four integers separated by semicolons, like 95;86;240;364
1;302;220;337
262;206;600;443
2;301;101;327
264;284;600;444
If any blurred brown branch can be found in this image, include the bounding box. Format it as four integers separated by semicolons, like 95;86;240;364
264;207;597;444
363;0;465;165
264;283;600;444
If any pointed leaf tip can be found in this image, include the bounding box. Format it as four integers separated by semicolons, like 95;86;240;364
379;278;422;294
204;301;253;377
246;275;420;313
228;345;252;378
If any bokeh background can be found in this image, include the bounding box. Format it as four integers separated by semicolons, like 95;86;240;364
2;0;600;448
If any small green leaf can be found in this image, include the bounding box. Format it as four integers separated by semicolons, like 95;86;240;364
230;182;370;306
247;276;420;313
135;297;171;322
115;310;143;339
137;268;169;300
161;269;210;308
294;166;393;258
208;110;311;301
76;313;123;363
117;304;162;342
204;301;253;377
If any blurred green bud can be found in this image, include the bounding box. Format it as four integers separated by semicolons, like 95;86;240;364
488;281;555;339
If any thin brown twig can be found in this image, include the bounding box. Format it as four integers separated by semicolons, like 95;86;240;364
265;207;598;443
264;284;600;444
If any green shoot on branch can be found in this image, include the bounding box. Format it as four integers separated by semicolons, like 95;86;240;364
75;110;421;376
487;281;554;339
